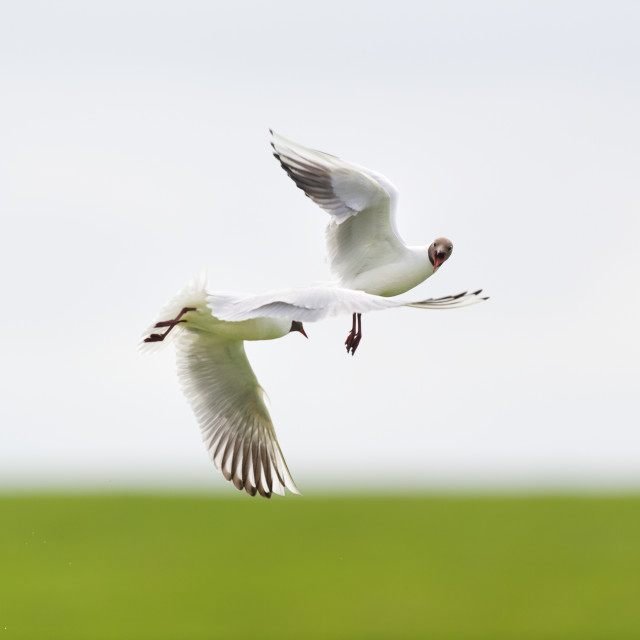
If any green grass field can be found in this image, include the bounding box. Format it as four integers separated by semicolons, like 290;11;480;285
1;494;639;639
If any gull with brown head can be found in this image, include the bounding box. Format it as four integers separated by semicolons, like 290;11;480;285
271;131;461;354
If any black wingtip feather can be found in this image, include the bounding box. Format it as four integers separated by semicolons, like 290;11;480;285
246;485;257;497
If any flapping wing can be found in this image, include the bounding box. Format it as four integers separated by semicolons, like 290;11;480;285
175;328;300;498
208;286;488;323
270;131;408;285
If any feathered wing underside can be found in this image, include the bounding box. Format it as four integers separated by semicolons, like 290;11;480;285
175;329;300;498
208;287;392;322
207;286;487;323
270;131;408;284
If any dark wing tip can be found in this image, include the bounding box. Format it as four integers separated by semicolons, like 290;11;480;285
257;485;272;499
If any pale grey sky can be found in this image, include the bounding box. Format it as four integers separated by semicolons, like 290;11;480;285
1;1;638;491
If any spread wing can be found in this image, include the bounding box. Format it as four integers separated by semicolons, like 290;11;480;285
175;328;300;498
207;286;488;323
271;131;409;285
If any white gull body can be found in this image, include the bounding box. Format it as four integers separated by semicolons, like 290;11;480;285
142;275;486;498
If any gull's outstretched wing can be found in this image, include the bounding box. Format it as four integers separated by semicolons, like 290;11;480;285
208;286;487;323
271;131;409;285
175;328;300;498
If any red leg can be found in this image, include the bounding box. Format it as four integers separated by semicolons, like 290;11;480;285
345;313;357;352
345;312;363;355
144;307;196;343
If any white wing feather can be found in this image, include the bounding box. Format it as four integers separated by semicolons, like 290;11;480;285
141;274;300;498
208;286;487;323
175;328;300;498
271;131;409;286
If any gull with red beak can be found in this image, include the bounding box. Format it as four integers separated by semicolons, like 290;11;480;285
429;237;454;271
271;131;459;354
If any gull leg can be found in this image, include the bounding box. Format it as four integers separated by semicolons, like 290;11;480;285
144;307;197;343
345;313;357;352
351;313;363;355
345;312;363;356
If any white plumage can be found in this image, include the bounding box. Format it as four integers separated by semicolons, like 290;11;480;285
271;131;440;297
141;275;486;498
140;274;302;498
207;285;487;324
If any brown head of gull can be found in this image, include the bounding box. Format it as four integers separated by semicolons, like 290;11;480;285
289;320;308;338
428;237;454;271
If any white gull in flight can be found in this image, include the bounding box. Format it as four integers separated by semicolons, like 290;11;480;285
271;131;461;354
141;275;486;498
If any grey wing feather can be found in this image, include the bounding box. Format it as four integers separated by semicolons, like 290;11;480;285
271;130;377;223
270;131;407;284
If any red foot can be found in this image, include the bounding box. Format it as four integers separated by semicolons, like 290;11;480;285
345;313;362;356
144;307;196;343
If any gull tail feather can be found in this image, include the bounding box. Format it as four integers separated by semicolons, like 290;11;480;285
139;271;209;353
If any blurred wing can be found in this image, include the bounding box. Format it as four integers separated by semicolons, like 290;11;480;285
175;329;300;498
208;287;488;323
271;131;408;284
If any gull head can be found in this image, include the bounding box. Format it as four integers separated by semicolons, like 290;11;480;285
290;321;308;338
428;237;453;271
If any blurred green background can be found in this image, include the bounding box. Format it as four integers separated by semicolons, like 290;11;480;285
2;494;639;639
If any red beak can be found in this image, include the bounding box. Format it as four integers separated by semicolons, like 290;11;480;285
298;326;308;339
433;252;445;269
